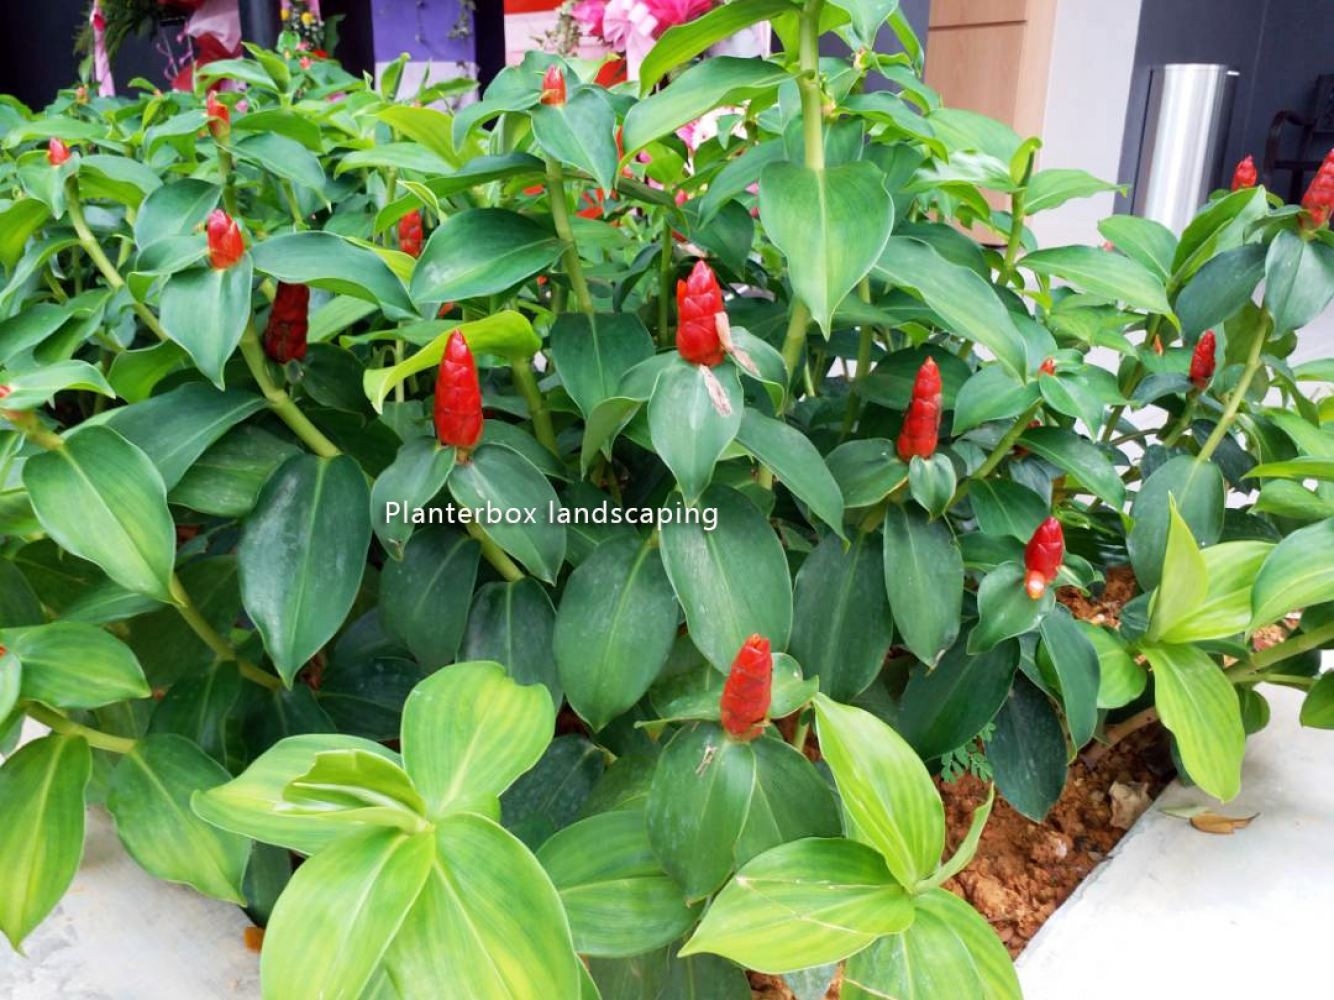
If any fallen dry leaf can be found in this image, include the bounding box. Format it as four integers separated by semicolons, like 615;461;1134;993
1188;811;1258;835
1109;780;1153;829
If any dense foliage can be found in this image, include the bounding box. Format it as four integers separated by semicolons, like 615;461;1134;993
3;1;1334;997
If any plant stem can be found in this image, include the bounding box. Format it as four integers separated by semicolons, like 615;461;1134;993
1080;707;1159;766
239;328;341;458
840;318;875;439
1001;188;1027;281
25;703;138;754
972;400;1042;481
1159;396;1197;449
66;183;172;344
1195;322;1268;465
5;408;66;451
545;159;594;314
218;146;239;218
1245;620;1334;673
511;360;559;455
169;574;282;690
466;522;525;582
780;302;812;388
657;222;674;347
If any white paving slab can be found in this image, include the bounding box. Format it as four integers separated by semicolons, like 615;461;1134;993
1017;683;1334;1000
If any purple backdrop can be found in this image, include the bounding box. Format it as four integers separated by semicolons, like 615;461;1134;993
370;0;475;64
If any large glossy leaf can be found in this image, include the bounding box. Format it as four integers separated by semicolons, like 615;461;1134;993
1037;610;1101;749
622;58;791;153
952;366;1039;435
1146;500;1208;641
812;694;944;889
1023;245;1172;316
896;637;1018;760
400;660;554;819
549;312;656;420
1097;215;1177;280
530;88;619;193
410;209;562;304
648;359;744;504
170;424;301;518
882;505;962;666
639;0;798;88
251;232;417;320
660;486;793;671
1144;644;1245;801
1128;455;1225;591
158;259;254;388
370;437;456;559
555;535;679;731
1263;230;1334;334
447;444;566;583
261;828;434;1000
537;810;698;958
0;360;114;411
4;621;149;709
379;527;479;670
970;563;1053;653
789;531;892;701
133;179;220;249
106;734;249;903
736;410;845;536
0;734;91;950
986;676;1067;822
826;439;909;508
1250;518;1334;628
843;888;1020;1000
759;160;893;333
1017;427;1125;507
23;427;176;603
281;748;426;830
682;837;912;974
501;735;604;849
1175;244;1266;337
1080;622;1146;710
462;580;561;702
384;814;583;998
238;454;371;685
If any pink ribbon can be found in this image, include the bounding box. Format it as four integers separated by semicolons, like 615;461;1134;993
90;1;115;97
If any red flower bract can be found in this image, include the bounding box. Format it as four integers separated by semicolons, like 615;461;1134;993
1189;330;1217;390
263;282;311;363
47;138;70;166
206;92;230;139
675;260;726;366
1230;155;1257;191
206;209;244;270
1301;149;1334;229
1024;517;1065;600
398;210;424;258
896;356;942;461
540;64;566;107
720;634;772;741
434;331;484;452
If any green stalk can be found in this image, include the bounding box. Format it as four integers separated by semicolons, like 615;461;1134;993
511;359;559;455
6;408;66;451
972;400;1042;481
545;159;594;314
657;222;675;347
169;574;282;691
1195;321;1268;465
1243;619;1334;674
239;327;341;458
466;522;525;582
1001;188;1027;282
218;146;239;218
26;703;137;754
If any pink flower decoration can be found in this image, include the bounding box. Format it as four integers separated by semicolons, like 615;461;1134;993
572;0;608;39
643;0;714;29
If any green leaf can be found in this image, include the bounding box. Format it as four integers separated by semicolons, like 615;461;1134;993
759;160;893;334
622;58;791;154
931;785;995;887
1037;610;1101;748
639;0;799;89
462;580;562;702
447;444;566;583
1172;185;1267;282
1017;427;1125;507
538;810;698;958
500;735;604;849
400;660;554;819
1247;457;1334;482
1024;168;1120;213
969;479;1048;540
159;260;254;388
555;535;679;731
377;105;458;163
170;424;300;518
812;694;944;888
736;410;845;535
251;232;417;321
681;837;912;974
237;454;372;684
650;650;816;724
0;648;17;722
550;312;656;420
829;0;902;45
952;366;1039;434
260;828;434;1000
986;676;1066;821
192;734;402;854
882;504;962;666
1175;244;1267;337
908;453;957;519
102;383;266;490
0;199;51;269
23;427;176;603
1128;455;1224;591
1301;673;1334;729
789;531;893;701
648;358;744;504
0;734;91;950
384;814;583;997
1079;622;1146;710
1097;215;1177;281
232;132;326;193
4;621;149;709
370;437;456;559
660;486;793;671
379;527;479;670
873;237;1028;377
1147;499;1208;641
843;888;1020;1000
1250;518;1334;628
283;748;427;830
897;637;1018;760
107;734;248;903
107;342;190;403
1264;230;1334;334
1024;245;1172;317
826;439;908;509
0;360;114;410
1142;643;1244;801
410;209;562;304
531;88;619;193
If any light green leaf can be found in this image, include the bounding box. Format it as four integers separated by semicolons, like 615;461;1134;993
0;360;114;410
1143;643;1244;801
1129;455;1225;591
622;58;791;154
1250;518;1334;628
4;621;149;709
1147;499;1208;640
1161;540;1272;643
1023;245;1172;317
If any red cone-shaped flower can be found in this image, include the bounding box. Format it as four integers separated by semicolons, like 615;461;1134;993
896;357;943;461
720;634;772;741
206;209;244;269
1039;357;1057;376
263;282;311;363
434;331;483;452
1301;149;1334;229
1024;517;1065;600
206;92;230;139
1230;155;1257;191
540;64;567;106
676;259;726;366
1189;330;1217;390
47;138;70;166
398;209;424;258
